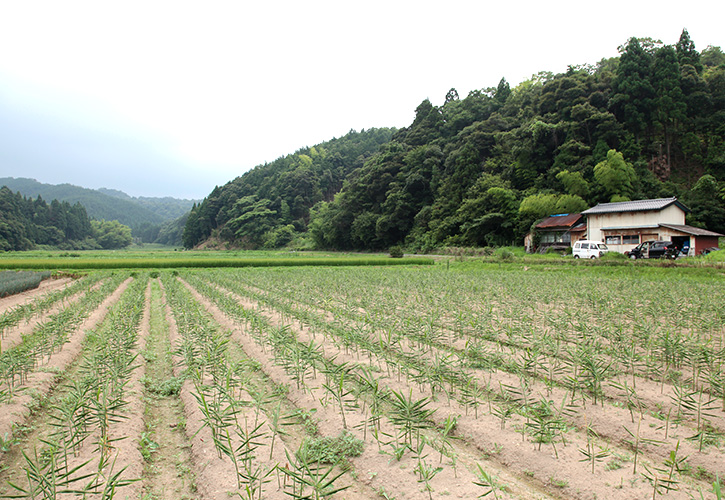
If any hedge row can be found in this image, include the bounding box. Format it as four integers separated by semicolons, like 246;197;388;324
0;270;52;297
0;257;435;270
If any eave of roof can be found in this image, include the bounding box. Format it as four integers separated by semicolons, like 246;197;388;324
581;197;690;215
658;224;724;237
600;225;659;231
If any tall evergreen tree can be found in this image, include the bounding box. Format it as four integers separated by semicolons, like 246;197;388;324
611;38;655;142
652;45;686;168
676;28;703;74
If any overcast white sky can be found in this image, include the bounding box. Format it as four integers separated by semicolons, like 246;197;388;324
0;1;722;199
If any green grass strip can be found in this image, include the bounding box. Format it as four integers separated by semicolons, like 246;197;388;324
0;257;434;270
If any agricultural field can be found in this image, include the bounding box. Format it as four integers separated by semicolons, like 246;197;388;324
0;262;724;499
0;271;52;298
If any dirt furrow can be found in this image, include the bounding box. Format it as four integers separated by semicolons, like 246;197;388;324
165;281;292;500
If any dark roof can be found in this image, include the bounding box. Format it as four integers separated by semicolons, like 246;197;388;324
659;224;724;237
535;213;583;230
581;197;690;215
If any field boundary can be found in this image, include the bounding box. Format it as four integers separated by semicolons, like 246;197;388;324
0;256;435;270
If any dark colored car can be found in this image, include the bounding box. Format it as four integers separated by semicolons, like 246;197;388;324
625;240;677;259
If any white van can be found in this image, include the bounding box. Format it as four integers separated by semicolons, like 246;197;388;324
572;240;609;259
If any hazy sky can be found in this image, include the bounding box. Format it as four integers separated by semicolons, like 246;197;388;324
0;1;722;199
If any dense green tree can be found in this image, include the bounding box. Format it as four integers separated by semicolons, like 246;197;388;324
685;174;725;233
0;187;104;250
594;149;637;201
611;38;655;142
495;77;511;105
457;185;519;246
92;220;133;249
556;170;590;198
652;45;686;167
676;29;703;74
702;45;725;69
515;193;553;238
226;196;277;248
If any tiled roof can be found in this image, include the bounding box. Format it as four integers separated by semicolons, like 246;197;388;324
659;224;724;237
535;213;583;229
581;197;690;215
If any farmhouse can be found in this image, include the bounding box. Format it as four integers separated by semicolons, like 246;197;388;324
581;197;722;255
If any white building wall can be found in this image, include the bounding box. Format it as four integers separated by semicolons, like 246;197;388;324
587;205;686;245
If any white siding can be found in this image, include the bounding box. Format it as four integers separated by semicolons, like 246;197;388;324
587;205;686;246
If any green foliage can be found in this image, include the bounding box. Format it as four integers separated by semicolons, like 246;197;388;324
297;431;364;466
0;186;128;251
594;149;637;201
142;376;183;396
1;177;195;244
0;256;434;270
389;245;404;258
91;220;133;249
182;128;394;249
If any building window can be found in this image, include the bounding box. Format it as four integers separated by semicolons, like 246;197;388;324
622;235;639;244
540;233;554;243
605;235;622;245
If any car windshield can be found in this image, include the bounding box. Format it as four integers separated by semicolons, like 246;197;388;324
599;244;608;250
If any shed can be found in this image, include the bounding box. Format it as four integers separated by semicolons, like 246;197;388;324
657;224;722;255
532;213;584;252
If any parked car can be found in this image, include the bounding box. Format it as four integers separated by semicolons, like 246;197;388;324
572;240;609;259
625;240;677;259
700;246;720;256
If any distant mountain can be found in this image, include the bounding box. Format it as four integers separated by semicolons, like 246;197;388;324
0;178;197;227
97;188;198;220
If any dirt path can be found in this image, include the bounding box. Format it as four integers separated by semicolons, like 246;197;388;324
139;279;199;500
103;281;150;500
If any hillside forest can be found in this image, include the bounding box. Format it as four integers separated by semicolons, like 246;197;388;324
184;30;725;251
0;177;195;247
0;187;133;251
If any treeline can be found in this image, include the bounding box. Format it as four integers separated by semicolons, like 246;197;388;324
186;30;725;251
182;128;394;248
1;178;195;245
0;186;133;251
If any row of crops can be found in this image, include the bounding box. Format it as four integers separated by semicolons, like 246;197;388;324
0;271;52;298
0;264;724;499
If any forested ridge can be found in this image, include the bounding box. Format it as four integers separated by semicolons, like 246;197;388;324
0;177;196;245
182;128;395;248
0;187;134;250
182;31;725;250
